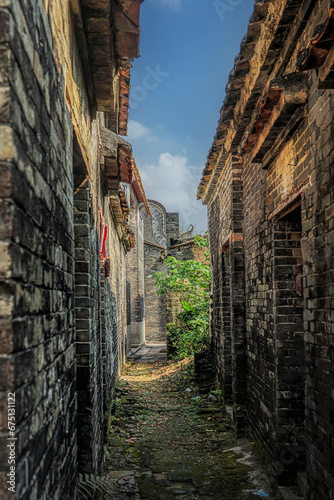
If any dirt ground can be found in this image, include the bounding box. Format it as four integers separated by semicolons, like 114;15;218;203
98;357;275;500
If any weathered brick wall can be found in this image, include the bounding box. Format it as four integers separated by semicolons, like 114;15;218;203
144;244;167;343
0;2;77;498
126;280;131;352
168;241;208;262
127;204;145;347
101;265;118;428
300;77;334;499
243;56;334;497
208;158;233;405
166;212;179;246
203;2;334;496
103;201;128;375
144;200;168;343
229;166;246;433
236;91;311;483
74;184;104;475
165;289;183;327
242;159;277;466
207;159;247;425
0;1;136;497
208;195;231;402
243;117;310;484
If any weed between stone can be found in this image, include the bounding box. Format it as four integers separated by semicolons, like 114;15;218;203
103;358;274;499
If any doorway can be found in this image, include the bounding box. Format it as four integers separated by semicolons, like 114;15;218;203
273;202;305;485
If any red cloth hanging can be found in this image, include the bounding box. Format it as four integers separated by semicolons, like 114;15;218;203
99;222;108;257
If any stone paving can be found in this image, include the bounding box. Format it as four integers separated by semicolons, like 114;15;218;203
99;356;277;500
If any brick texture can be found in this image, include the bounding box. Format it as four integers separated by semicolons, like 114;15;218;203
0;0;143;498
0;2;77;497
201;1;334;497
74;184;104;475
144;244;167;343
126;199;145;347
144;201;168;343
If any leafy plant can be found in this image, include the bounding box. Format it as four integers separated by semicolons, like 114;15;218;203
154;235;211;358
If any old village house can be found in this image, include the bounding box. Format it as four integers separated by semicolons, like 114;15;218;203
0;0;149;497
198;1;334;498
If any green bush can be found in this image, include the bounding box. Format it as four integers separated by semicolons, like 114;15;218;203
154;236;211;358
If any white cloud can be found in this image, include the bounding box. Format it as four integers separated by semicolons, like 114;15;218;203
127;120;151;140
139;152;207;232
160;0;182;10
149;0;182;10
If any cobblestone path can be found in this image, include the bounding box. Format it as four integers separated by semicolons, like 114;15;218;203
103;357;275;499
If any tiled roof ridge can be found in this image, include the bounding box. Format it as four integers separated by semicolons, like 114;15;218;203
197;0;306;204
131;158;151;214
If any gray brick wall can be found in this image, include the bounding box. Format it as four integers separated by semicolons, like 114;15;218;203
101;266;118;427
144;244;167;343
0;2;77;498
203;1;334;496
144;201;168;343
74;184;104;475
208;161;246;429
301;75;334;499
127;203;145;347
0;1;140;498
166;212;179;246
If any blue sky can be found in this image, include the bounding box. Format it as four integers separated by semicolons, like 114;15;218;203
125;0;254;233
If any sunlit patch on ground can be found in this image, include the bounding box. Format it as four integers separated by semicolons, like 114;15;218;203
103;358;275;499
121;357;193;383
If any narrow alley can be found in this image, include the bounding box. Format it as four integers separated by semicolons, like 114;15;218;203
1;1;334;499
80;346;275;500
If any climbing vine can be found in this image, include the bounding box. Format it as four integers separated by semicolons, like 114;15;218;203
154;235;211;358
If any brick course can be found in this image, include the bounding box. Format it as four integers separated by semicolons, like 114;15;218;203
126;200;145;347
199;1;334;497
0;0;144;498
0;1;77;496
144;244;167;343
144;201;168;343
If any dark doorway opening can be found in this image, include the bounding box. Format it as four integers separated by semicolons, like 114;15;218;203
273;201;305;485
